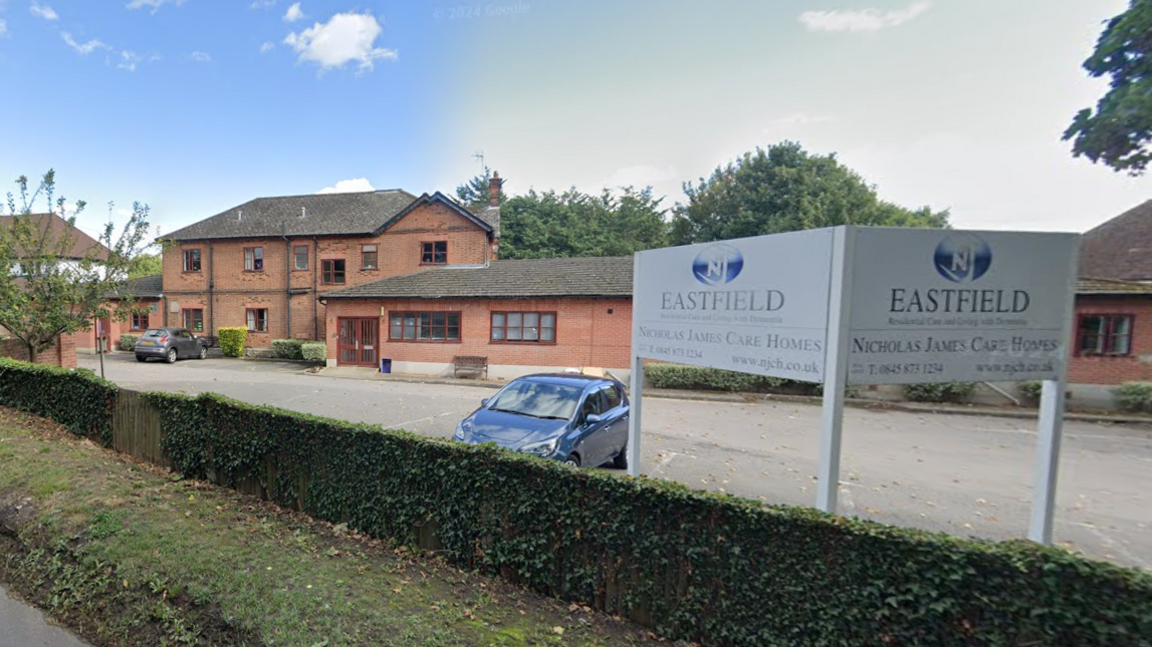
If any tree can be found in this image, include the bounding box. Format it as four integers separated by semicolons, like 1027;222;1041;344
1064;0;1152;175
128;252;162;278
670;141;949;245
0;171;151;363
499;186;669;259
456;165;504;209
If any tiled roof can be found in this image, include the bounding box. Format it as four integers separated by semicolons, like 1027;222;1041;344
323;256;634;300
1079;199;1152;280
0;213;109;260
108;274;163;299
1076;277;1152;295
163;190;494;241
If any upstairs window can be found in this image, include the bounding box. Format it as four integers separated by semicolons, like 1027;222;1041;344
183;249;201;272
1078;314;1133;356
294;245;309;270
362;244;378;270
244;247;264;272
322;259;346;285
421;241;447;265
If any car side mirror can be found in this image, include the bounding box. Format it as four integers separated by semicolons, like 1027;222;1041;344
480;398;490;407
584;413;602;425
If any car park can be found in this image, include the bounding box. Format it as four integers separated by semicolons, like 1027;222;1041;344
453;373;630;468
134;327;209;363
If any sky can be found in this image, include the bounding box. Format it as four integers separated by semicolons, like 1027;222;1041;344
0;0;1147;242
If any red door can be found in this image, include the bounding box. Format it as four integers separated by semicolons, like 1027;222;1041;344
337;318;379;367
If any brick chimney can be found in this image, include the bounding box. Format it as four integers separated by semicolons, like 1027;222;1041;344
488;171;503;206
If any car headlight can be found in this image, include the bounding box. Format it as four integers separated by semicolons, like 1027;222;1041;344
453;422;466;441
519;437;560;458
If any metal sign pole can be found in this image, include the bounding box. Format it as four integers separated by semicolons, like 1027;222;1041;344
816;226;856;513
627;253;644;478
1029;378;1066;544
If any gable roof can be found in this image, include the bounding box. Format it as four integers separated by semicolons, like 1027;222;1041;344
163;189;498;242
375;192;495;237
1079;199;1152;280
107;273;163;299
0;213;110;260
323;256;633;300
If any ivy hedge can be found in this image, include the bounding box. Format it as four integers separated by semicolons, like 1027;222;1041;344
0;358;117;445
1;358;1150;646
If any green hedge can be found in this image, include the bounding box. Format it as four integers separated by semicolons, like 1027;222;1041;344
133;391;1152;647
644;364;820;395
903;381;978;403
271;339;305;360
119;334;140;351
0;358;117;445
301;341;326;363
218;327;247;358
1114;382;1152;413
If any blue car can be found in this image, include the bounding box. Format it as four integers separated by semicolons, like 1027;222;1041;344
454;374;630;469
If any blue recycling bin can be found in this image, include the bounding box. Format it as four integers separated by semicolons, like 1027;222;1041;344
380;358;392;374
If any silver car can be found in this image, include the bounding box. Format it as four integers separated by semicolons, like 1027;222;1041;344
134;327;209;363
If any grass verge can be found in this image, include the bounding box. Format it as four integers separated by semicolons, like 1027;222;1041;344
0;406;666;647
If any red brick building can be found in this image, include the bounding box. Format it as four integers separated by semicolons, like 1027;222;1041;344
322;257;633;380
1069;280;1152;385
159;182;501;346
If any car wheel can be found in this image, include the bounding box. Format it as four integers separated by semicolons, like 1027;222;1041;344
613;445;628;470
564;453;581;468
165;348;178;364
135;355;147;363
198;346;207;360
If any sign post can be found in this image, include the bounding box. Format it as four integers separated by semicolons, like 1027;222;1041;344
816;226;856;512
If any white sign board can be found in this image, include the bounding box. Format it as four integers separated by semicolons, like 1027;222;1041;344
631;229;834;382
847;229;1079;385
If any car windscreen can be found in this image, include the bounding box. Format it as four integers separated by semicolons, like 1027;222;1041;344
486;381;584;420
143;329;168;337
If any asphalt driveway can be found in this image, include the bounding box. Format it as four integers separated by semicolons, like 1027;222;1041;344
79;352;1152;571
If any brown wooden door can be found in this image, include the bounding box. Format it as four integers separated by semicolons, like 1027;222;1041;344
337;318;379;367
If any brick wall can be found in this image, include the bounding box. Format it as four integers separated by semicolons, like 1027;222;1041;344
324;297;633;370
76;299;161;351
1068;296;1152;385
160;202;492;346
0;331;76;369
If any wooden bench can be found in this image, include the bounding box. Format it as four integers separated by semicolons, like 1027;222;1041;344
452;355;488;379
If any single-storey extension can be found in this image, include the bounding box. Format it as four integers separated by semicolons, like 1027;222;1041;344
320;256;633;381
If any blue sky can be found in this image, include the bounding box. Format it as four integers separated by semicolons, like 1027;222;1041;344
0;0;1148;241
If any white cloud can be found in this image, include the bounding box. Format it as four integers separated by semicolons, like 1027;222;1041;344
283;1;302;22
317;178;375;194
250;0;277;8
118;50;142;71
603;165;678;189
0;20;7;37
283;11;397;73
260;41;275;53
30;2;59;21
62;32;110;55
190;50;211;63
799;2;930;32
765;113;836;131
126;0;186;13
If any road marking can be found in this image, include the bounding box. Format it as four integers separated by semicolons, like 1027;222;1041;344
384;411;458;429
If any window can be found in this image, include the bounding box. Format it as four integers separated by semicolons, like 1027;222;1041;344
421;241;447;265
182;249;201;272
130;312;149;331
602;385;623;410
183;309;204;332
1078;314;1133;356
491;312;556;343
246;308;269;333
294;245;309;270
244;247;264;272
389;311;461;342
322;259;346;285
362;244;378;270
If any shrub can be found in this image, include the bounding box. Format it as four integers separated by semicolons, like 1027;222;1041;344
1018;380;1043;407
119;334;140;351
1113;382;1152;413
0;358;117;444
271;339;305;360
218;327;247;358
644;364;819;395
300;342;326;363
903;381;977;403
